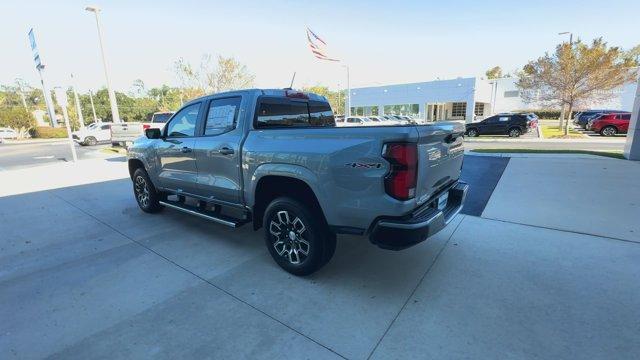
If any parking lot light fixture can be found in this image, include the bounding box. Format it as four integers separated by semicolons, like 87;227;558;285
86;5;121;123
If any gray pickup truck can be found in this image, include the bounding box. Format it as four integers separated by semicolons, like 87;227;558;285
127;89;467;275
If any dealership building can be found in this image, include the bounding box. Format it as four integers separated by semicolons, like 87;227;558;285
348;76;638;123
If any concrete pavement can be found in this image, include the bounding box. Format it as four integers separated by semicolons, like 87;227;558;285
1;156;639;359
0;141;112;171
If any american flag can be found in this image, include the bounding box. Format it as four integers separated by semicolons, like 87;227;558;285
306;27;339;62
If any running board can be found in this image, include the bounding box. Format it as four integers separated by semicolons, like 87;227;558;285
159;201;245;228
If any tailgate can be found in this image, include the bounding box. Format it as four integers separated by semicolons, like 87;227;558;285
414;122;465;205
110;123;143;142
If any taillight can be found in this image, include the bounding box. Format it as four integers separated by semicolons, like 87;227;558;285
285;90;309;99
143;124;151;130
383;142;418;201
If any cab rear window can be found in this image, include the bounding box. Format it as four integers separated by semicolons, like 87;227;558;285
255;98;335;128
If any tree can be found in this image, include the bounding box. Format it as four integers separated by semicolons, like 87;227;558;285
0;107;35;138
173;55;254;100
517;38;637;135
485;66;503;79
624;44;640;64
302;85;345;115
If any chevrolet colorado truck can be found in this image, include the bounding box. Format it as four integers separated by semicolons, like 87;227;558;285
127;89;467;275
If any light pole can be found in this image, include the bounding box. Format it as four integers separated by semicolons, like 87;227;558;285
342;65;350;117
88;89;98;123
70;74;85;129
86;5;121;123
558;31;573;131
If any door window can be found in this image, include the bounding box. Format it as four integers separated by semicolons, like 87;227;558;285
498;116;510;122
204;97;241;135
166;103;200;137
100;124;110;130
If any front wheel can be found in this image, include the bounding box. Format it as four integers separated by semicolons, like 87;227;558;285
132;168;163;213
264;197;336;276
466;128;479;137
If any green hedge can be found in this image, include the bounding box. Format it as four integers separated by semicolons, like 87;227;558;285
33;126;68;138
515;109;579;120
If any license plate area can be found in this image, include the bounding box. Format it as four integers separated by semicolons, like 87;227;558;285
437;192;449;210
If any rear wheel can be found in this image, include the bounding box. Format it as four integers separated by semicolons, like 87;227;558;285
466;128;479;137
84;136;98;146
264;197;335;276
508;127;521;137
600;126;617;137
132;168;163;213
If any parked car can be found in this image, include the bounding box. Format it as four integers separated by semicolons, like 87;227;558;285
465;113;534;137
588;113;632;136
573;110;621;129
128;89;467;275
110;111;175;146
72;122;112;146
0;127;18;141
343;116;373;126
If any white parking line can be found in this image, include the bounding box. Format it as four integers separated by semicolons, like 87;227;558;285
33;155;55;159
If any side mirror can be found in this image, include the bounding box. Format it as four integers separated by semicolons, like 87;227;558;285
145;128;162;139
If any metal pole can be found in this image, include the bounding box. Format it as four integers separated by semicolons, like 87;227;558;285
345;65;351;117
87;6;121;123
70;74;85;129
88;90;98;123
37;66;58;127
54;87;78;162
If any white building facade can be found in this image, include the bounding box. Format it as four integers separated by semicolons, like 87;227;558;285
348;77;638;123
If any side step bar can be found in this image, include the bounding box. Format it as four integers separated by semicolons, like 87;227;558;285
159;200;246;228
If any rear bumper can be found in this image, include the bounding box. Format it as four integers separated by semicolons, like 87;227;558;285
369;181;468;250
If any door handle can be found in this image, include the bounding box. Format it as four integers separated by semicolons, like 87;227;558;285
181;146;192;153
218;147;234;155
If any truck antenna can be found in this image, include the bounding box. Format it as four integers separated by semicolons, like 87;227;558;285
289;72;296;89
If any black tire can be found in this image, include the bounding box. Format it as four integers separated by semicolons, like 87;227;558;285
263;197;335;276
600;126;617;137
466;128;479;137
84;136;98;146
132;168;163;213
508;127;521;137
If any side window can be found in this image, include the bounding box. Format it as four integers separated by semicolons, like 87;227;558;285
498;116;510;122
309;101;335;126
205;97;241;136
256;99;310;128
484;116;498;124
166;103;200;137
622;114;631;120
100;124;110;130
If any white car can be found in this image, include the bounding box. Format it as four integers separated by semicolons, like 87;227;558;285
344;116;374;126
72;123;112;146
0;128;18;140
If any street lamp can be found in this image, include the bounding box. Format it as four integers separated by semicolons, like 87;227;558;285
558;31;573;46
86;5;121;123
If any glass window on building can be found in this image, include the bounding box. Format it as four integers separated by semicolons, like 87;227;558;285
474;103;485;117
451;102;466;118
384;104;419;116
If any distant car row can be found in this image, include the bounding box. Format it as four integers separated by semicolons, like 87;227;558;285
464;113;538;137
335;115;416;126
573;110;631;136
71;111;175;146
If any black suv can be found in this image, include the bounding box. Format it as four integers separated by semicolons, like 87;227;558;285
465;113;533;137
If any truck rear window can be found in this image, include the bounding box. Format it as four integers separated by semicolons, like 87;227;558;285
255;98;335;129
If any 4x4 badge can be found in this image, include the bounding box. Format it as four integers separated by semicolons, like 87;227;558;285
345;162;382;169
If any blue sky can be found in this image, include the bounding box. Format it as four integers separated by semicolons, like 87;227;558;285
1;0;638;93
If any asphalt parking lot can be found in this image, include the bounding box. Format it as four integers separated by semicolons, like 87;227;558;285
1;155;639;359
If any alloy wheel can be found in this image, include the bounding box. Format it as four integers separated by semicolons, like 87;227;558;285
602;127;616;136
269;210;310;265
134;175;150;208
